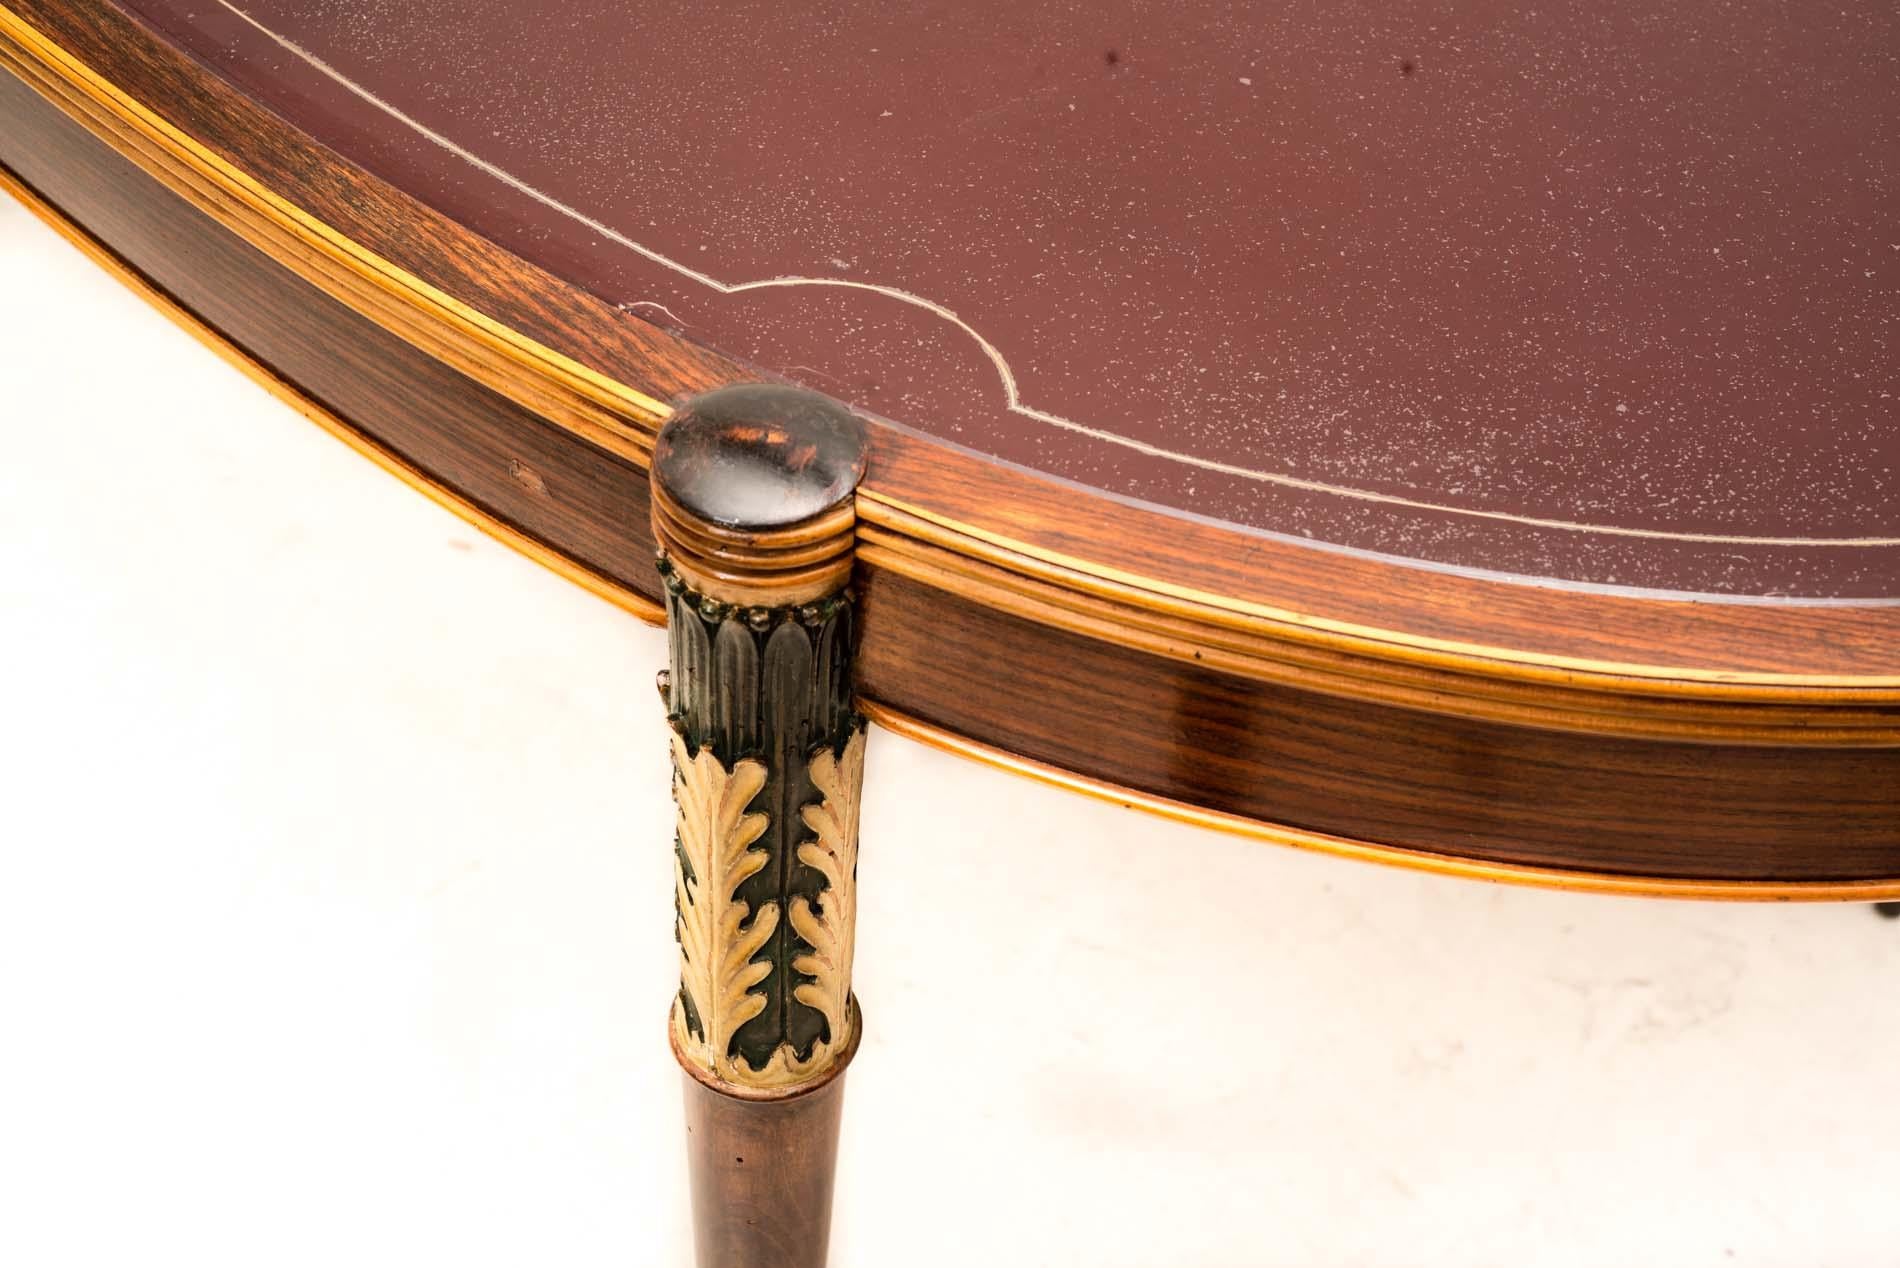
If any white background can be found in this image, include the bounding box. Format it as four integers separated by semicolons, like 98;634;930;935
4;191;1899;1267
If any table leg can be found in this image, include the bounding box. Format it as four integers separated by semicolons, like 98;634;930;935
649;385;870;1268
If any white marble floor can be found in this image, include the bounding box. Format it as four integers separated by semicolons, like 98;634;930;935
4;192;1897;1268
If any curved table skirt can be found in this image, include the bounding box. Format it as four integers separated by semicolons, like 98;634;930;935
5;7;1898;895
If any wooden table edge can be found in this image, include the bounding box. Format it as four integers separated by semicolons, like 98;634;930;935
5;0;1897;723
8;154;1897;903
9;0;1900;890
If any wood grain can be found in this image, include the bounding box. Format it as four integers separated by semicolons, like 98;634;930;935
853;569;1900;882
0;62;666;600
673;1018;856;1268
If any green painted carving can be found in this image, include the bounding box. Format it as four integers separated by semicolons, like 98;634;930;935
659;556;862;1076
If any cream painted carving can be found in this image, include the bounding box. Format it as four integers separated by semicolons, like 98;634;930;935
669;728;865;1089
789;727;866;1055
669;730;777;1081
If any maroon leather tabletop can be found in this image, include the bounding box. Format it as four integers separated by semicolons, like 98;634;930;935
123;0;1899;600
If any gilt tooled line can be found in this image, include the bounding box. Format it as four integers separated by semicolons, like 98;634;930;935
212;0;1900;549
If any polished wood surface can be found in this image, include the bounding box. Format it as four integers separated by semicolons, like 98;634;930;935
4;0;1897;890
675;1025;854;1268
652;386;867;606
858;578;1900;881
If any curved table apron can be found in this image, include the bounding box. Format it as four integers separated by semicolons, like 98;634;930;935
3;0;1898;892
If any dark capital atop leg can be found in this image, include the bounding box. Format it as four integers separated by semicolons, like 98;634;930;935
652;384;871;1268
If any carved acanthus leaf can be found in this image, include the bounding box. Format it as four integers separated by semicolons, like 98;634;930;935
790;726;865;1054
670;730;775;1077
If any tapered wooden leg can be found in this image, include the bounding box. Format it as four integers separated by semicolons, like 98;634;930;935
674;1008;860;1268
652;385;870;1268
1876;902;1900;919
